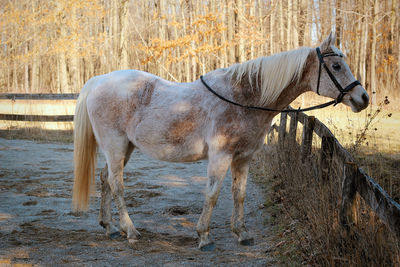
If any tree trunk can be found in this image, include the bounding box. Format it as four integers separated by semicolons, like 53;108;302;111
59;54;69;94
287;0;292;50
227;0;235;63
172;1;182;81
269;1;275;54
360;10;368;87
221;1;228;67
298;0;307;47
189;0;197;80
31;1;40;93
235;0;245;62
278;1;285;50
70;7;80;93
335;0;341;47
292;0;298;48
119;0;129;69
181;1;191;82
370;0;379;105
12;58;18;92
56;2;69;93
158;0;167;78
111;0;119;70
304;0;312;46
24;43;29;93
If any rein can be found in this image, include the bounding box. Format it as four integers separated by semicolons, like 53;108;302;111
200;47;361;113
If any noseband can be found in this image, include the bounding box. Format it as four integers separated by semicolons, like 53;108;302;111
200;47;362;113
315;47;361;105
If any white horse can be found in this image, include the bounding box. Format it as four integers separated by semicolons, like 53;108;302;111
72;33;369;251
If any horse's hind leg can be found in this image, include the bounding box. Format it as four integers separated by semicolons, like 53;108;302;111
98;142;135;238
98;165;119;237
231;158;253;246
101;138;140;243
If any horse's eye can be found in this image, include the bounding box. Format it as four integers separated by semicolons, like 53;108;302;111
332;63;341;71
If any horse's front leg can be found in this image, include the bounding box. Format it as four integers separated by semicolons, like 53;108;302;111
196;153;232;251
231;158;254;245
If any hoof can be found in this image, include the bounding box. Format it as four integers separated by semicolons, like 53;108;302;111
128;238;140;245
109;231;121;239
104;223;119;238
199;242;216;252
128;238;141;249
130;230;142;240
239;237;254;246
125;229;142;244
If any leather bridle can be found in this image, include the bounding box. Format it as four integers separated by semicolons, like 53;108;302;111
315;47;361;106
200;47;362;113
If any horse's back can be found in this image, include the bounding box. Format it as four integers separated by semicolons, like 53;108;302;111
86;70;160;97
84;70;209;162
84;69;155;132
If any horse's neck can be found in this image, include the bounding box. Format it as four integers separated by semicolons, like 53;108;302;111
272;77;311;110
226;71;310;112
272;53;314;109
226;72;261;107
208;57;312;117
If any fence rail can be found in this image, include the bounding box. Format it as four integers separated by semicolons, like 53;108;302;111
271;108;400;239
0;93;79;100
0;93;77;122
0;114;74;122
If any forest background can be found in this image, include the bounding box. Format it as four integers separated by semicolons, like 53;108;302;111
1;0;399;106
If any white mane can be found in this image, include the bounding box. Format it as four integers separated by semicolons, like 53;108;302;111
226;47;313;106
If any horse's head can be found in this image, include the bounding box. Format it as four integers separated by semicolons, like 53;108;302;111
310;33;369;112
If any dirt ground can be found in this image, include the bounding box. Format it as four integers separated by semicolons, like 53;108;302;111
0;138;275;266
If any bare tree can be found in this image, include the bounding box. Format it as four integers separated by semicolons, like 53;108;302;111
0;0;398;102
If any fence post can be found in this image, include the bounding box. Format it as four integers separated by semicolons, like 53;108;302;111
340;162;359;228
320;136;335;182
288;113;298;146
278;112;287;146
301;115;315;159
356;168;400;239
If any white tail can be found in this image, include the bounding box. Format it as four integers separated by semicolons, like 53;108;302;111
72;85;97;212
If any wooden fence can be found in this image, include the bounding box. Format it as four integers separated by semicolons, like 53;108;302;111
270;109;400;239
0;93;77;122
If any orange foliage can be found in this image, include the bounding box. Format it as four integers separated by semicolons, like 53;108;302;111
0;0;399;96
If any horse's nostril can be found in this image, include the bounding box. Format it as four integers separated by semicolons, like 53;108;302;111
362;93;369;102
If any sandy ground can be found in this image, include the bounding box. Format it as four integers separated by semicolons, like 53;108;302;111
0;138;275;266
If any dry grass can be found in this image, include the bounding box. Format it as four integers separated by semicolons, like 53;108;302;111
0;128;73;143
251;100;400;265
251;143;399;266
293;94;400;151
354;150;400;203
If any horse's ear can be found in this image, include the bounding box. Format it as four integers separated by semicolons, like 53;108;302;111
320;32;336;51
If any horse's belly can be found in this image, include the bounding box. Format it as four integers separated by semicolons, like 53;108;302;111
132;121;207;162
135;137;208;162
131;106;208;162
